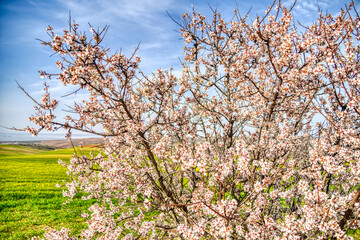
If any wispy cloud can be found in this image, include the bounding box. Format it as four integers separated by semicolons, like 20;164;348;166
0;0;350;140
284;0;349;25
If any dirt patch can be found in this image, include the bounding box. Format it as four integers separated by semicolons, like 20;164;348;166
39;138;104;148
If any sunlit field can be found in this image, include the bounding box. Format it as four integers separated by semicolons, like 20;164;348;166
0;144;359;239
0;145;96;239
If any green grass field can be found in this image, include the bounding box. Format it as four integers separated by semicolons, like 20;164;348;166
0;144;359;239
0;145;96;240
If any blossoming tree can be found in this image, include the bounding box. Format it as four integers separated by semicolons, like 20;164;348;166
26;1;360;239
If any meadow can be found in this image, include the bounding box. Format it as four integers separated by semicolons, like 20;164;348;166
0;144;96;239
1;144;359;239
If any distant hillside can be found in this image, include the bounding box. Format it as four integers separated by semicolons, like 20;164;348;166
0;138;104;149
39;138;104;148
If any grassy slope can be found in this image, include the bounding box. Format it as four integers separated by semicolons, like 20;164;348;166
0;145;359;239
0;145;95;240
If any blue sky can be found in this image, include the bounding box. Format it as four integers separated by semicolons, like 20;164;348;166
0;0;352;141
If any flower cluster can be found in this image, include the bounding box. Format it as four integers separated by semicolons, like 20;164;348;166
28;1;360;239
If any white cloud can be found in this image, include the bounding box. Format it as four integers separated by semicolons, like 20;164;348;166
1;0;350;141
